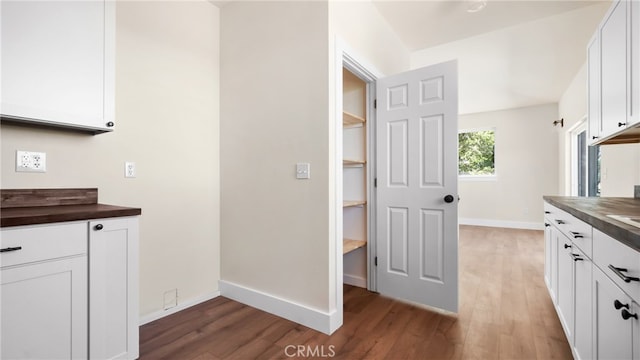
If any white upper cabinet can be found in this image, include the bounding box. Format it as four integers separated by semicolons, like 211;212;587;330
588;34;601;145
0;1;115;133
587;0;640;144
599;0;629;137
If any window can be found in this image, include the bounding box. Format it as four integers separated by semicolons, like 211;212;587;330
459;129;495;177
570;119;600;196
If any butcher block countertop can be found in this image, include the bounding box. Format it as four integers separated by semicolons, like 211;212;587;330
1;188;141;227
544;196;640;252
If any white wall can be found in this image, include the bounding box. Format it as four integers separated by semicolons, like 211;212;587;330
458;104;559;228
0;1;221;320
220;0;331;314
329;1;410;77
558;62;640;197
410;3;609;115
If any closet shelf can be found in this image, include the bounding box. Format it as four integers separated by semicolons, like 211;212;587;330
343;159;366;167
343;239;366;255
343;200;366;208
343;111;365;127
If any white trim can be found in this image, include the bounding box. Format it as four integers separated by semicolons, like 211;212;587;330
333;37;382;334
138;291;221;326
219;280;339;335
568;116;588;196
459;218;544;230
343;274;367;288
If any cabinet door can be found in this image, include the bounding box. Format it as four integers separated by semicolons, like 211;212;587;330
588;33;601;145
600;0;629;137
557;234;574;343
0;0;114;132
550;226;559;303
1;256;88;359
573;247;592;360
630;0;640;128
544;222;552;291
593;267;634;360
89;217;139;360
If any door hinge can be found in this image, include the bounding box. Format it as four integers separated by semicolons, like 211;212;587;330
374;178;377;187
374;256;378;266
374;99;377;109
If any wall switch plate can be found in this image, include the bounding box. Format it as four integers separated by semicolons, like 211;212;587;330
296;163;310;179
125;162;136;178
16;150;46;173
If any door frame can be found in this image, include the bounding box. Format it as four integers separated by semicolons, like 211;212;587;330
332;37;381;330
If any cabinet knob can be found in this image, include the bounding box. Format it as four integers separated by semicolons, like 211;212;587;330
564;243;572;249
545;223;551;227
555;219;565;225
592;136;599;140
106;121;115;127
544;211;551;214
94;224;104;231
570;231;584;239
619;122;627;127
571;253;583;261
614;299;630;310
622;309;638;320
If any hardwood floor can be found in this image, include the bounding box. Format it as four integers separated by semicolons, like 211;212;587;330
139;226;572;359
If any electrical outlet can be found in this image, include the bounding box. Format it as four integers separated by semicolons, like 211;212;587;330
16;150;46;173
163;289;177;310
125;162;136;178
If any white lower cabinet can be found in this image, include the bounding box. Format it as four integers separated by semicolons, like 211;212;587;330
557;232;575;343
0;217;139;359
593;267;638;360
573;246;592;360
89;217;140;360
544;201;640;360
1;222;88;359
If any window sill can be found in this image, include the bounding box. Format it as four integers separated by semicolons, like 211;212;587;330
459;175;497;182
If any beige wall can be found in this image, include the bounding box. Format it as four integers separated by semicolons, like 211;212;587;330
558;62;640;197
0;1;221;319
329;1;410;77
458;104;559;226
558;63;587;195
220;1;331;311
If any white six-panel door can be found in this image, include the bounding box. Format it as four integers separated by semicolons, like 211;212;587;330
376;60;459;312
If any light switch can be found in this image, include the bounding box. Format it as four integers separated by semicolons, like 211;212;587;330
296;163;310;179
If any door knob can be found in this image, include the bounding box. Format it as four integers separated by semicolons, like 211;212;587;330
444;195;455;203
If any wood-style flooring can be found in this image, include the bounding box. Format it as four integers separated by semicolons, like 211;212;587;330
139;226;572;359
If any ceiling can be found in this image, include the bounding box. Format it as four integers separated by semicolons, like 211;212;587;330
371;0;606;51
372;0;611;114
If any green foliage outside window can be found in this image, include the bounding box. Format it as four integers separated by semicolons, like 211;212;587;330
459;130;495;176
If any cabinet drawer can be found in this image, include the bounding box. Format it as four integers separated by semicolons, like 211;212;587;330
1;223;87;268
544;202;561;222
545;203;592;258
593;228;640;303
558;213;593;259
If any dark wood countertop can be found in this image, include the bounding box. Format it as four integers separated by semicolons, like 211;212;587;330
1;189;141;227
1;203;142;227
543;196;640;251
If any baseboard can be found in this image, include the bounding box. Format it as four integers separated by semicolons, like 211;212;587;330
459;218;544;230
139;290;220;326
219;280;339;335
343;274;367;288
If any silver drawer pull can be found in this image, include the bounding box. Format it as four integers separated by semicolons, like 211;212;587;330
0;246;22;253
609;265;640;283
